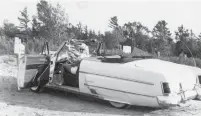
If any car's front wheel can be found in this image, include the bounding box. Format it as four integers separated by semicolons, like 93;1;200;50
30;85;41;92
109;101;128;109
30;78;47;93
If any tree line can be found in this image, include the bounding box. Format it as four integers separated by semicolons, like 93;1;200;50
0;0;201;58
106;16;201;58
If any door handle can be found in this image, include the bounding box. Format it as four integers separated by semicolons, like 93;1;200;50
39;59;46;62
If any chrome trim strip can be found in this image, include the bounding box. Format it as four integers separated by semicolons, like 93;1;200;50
84;83;155;98
80;71;154;86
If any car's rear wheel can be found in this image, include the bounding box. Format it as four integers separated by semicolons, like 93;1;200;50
109;101;128;109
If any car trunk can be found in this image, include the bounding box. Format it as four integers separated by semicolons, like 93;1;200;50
131;59;197;95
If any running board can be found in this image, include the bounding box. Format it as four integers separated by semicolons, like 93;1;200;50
46;83;80;93
45;83;102;99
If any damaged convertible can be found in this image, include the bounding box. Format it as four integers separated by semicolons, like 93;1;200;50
17;40;201;108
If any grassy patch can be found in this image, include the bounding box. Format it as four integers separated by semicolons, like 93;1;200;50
0;36;14;54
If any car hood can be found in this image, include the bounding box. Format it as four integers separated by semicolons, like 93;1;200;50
126;59;201;93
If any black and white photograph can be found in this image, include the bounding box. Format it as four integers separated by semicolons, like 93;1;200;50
0;0;201;115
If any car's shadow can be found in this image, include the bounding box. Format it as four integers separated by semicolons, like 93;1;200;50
44;88;158;114
0;76;158;115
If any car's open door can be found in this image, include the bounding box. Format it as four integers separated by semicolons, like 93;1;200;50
17;42;50;90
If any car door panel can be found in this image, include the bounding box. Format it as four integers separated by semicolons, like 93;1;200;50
18;55;50;88
17;42;50;89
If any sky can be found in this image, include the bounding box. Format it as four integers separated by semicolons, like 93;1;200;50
0;0;201;36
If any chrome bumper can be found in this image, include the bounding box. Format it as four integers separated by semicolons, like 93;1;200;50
157;89;198;107
196;85;201;99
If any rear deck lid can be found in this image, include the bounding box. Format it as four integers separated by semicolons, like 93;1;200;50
127;59;197;93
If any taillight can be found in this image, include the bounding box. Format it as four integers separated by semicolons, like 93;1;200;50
198;76;201;84
162;82;171;95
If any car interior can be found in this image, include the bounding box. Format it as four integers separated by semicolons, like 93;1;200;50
53;58;80;88
52;44;80;88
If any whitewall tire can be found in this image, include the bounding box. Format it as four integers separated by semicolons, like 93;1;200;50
109;101;128;109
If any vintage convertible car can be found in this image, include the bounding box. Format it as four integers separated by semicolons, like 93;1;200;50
17;41;201;108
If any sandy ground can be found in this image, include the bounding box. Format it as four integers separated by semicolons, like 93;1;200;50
0;55;201;116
